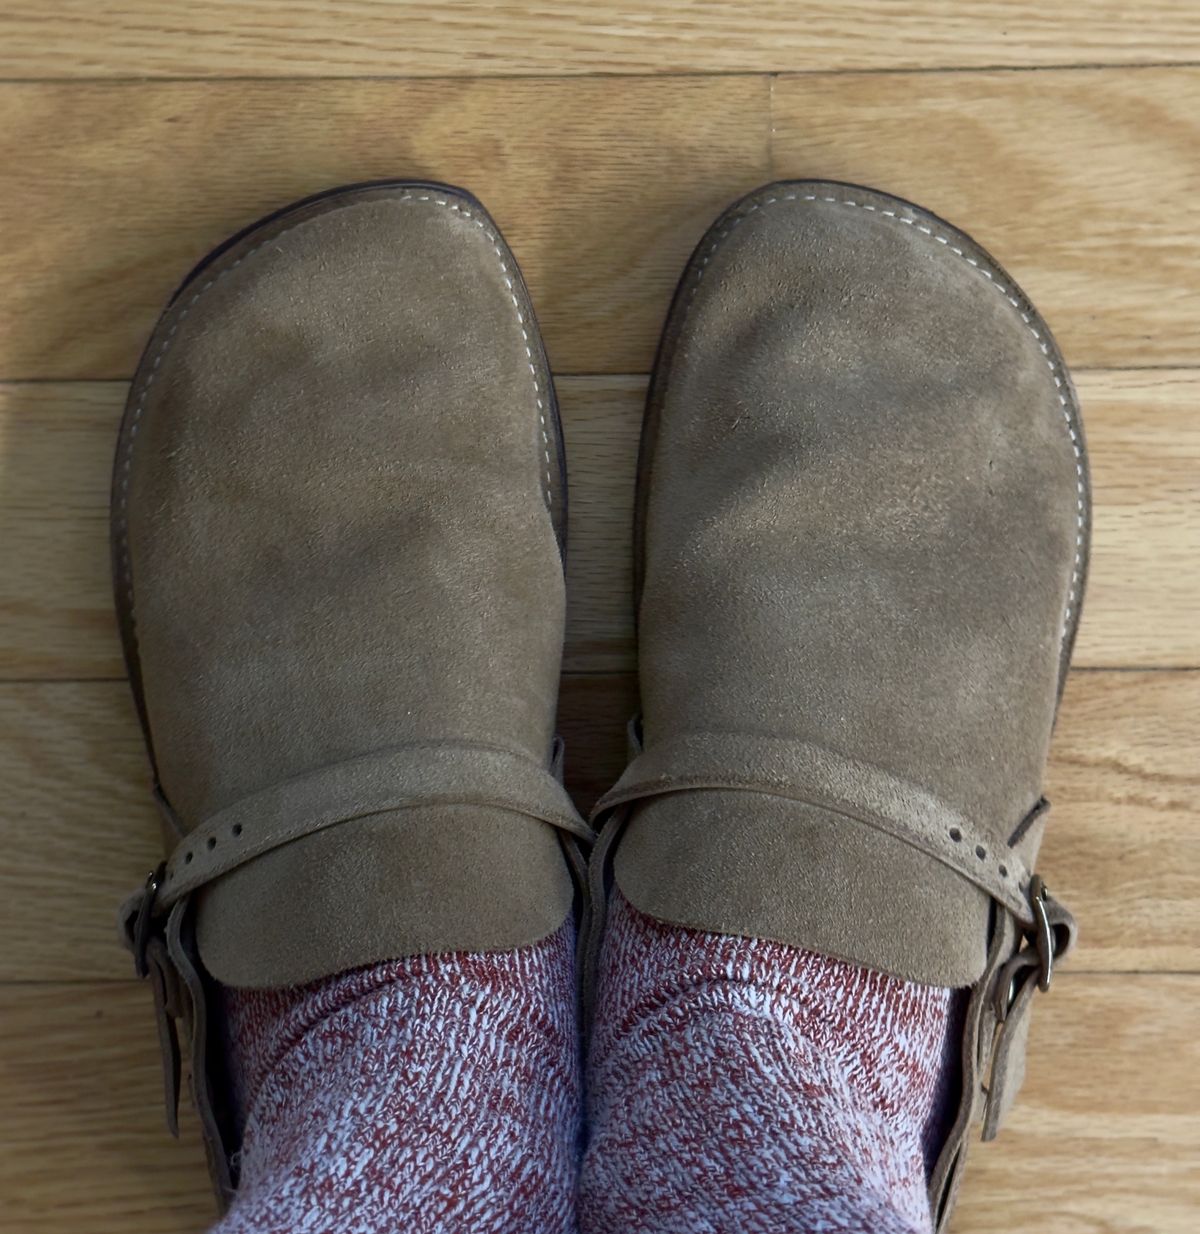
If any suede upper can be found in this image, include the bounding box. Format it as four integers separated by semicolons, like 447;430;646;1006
596;181;1088;988
116;184;584;988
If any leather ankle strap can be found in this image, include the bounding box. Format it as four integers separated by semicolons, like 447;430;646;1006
590;724;1047;921
125;739;591;927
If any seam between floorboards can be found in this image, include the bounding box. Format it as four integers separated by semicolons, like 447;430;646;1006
0;61;1197;86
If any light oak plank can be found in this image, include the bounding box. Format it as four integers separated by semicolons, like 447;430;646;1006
1029;670;1199;976
0;383;118;679
1;670;1195;981
1083;370;1200;668
0;982;216;1234
0;77;769;379
0;681;158;983
771;67;1200;368
2;370;1195;681
0;976;1194;1232
951;975;1200;1233
3;1;1200;78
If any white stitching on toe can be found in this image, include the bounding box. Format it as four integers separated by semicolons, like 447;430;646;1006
116;192;554;656
684;189;1086;647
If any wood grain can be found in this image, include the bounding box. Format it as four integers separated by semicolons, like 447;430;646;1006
6;69;1199;380
1083;370;1200;668
0;682;158;983
1034;670;1200;975
2;370;1195;682
2;670;1194;982
771;67;1200;368
2;1;1200;78
0;975;1194;1232
0;77;768;380
0;383;118;679
0;982;216;1234
562;376;642;673
952;975;1200;1234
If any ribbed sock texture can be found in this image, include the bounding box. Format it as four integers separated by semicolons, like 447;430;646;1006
581;890;959;1234
209;894;957;1234
211;922;580;1234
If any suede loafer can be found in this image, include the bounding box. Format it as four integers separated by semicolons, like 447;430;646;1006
588;180;1089;1230
116;181;591;1203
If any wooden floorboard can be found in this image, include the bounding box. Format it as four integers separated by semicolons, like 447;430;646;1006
2;1;1199;77
4;70;1199;381
770;67;1200;368
0;77;769;381
1;974;1195;1233
0;981;218;1234
2;370;1195;680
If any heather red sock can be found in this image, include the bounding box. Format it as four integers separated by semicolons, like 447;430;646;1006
581;890;960;1234
211;922;580;1234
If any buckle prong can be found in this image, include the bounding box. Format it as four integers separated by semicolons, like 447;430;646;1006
1030;873;1054;993
992;872;1061;1021
132;862;166;978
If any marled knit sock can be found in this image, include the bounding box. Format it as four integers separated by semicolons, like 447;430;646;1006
211;922;580;1234
581;891;959;1234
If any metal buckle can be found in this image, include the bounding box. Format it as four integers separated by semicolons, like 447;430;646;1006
131;861;166;978
993;873;1060;1021
1029;873;1055;993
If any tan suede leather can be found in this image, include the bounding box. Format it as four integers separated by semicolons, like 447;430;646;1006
115;182;589;1200
587;181;1088;1230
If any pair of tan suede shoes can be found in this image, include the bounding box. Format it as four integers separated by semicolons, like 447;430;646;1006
116;179;1088;1229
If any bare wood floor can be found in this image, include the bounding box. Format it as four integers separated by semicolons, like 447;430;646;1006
0;4;1197;1231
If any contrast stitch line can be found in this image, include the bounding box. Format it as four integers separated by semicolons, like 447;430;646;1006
116;193;553;656
687;191;1086;647
431;195;554;512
